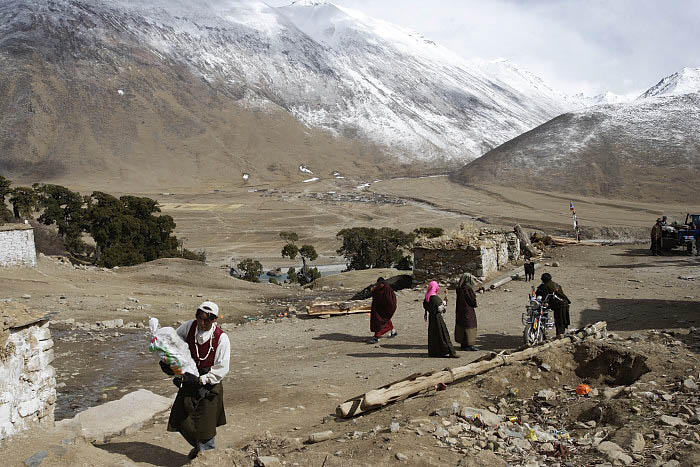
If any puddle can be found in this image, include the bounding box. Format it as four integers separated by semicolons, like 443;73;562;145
51;327;161;420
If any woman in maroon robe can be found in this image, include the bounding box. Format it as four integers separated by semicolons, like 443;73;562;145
455;273;480;351
368;277;397;344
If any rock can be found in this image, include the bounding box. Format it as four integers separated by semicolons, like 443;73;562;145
536;389;556;401
390;422;400;433
307;431;334;443
21;294;31;299
55;389;173;443
551;262;560;267
661;461;680;467
24;451;48;467
660;415;686;427
460;407;503;427
596;441;633;465
541;442;555;453
256;456;281;467
539;363;551;372
603;386;624;400
628;433;645;453
683;379;698;391
431;402;460;417
395;452;408;461
434;427;449;438
96;319;124;329
510;438;531;450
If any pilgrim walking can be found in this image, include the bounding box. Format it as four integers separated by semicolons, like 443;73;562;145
368;277;398;344
423;281;458;358
160;301;231;459
455;273;480;351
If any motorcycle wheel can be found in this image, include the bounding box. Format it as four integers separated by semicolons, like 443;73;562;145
523;324;539;347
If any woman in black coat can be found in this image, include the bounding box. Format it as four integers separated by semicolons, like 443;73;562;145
423;281;458;358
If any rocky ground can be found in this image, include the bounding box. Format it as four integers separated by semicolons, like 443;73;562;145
0;179;698;466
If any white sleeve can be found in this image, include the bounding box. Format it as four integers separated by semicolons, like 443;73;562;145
200;333;230;385
175;320;194;341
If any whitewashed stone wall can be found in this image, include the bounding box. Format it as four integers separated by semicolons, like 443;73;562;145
0;227;37;267
0;323;56;439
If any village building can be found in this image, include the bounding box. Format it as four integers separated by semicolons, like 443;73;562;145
413;227;521;283
0;224;37;268
0;303;56;440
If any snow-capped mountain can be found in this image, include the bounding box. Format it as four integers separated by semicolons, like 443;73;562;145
571;91;637;108
640;67;700;98
0;0;573;174
451;68;700;201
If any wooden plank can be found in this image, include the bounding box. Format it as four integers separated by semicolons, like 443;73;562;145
336;321;607;417
307;300;371;316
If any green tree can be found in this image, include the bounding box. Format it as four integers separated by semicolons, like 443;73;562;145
280;231;319;284
237;258;263;282
413;227;444;239
336;227;414;270
35;184;87;254
9;187;38;219
0;175;13;222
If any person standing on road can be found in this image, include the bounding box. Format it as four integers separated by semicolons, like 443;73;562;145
160;301;230;459
368;277;398;344
455;273;480;351
423;281;458;358
535;273;571;337
524;258;535;281
651;218;662;256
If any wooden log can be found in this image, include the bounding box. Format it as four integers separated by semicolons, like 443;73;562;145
336;321;607;418
307;300;371;316
514;224;541;257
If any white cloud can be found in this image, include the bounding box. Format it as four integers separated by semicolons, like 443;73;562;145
269;0;700;95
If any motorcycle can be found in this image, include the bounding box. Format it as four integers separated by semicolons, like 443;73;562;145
522;293;556;346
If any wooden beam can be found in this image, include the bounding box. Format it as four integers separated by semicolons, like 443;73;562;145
336;321;607;418
307;300;371;316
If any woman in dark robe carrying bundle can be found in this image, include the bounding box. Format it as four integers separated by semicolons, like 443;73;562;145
455;273;480;351
160;301;230;459
423;281;458;358
368;277;398;344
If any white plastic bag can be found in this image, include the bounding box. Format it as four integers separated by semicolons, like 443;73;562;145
148;317;198;376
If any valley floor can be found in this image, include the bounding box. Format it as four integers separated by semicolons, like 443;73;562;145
0;180;698;466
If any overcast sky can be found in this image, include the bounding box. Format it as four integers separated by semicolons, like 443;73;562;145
271;0;700;96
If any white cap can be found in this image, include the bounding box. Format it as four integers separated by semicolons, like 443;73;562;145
197;301;219;317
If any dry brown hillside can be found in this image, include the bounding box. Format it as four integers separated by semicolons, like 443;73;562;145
0;52;421;192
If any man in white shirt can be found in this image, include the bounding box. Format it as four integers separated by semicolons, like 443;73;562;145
162;301;231;459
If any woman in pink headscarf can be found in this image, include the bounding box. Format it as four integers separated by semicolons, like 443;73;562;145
423;281;458;358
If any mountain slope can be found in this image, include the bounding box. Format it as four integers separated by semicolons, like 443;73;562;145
451;69;700;201
0;0;573;189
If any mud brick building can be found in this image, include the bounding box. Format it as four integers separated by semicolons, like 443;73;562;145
0;224;37;267
413;228;521;283
0;303;55;440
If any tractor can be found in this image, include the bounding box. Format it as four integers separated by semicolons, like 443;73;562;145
661;213;700;254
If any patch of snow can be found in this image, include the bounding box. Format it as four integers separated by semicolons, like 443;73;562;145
117;89;124;95
299;165;313;174
302;177;319;183
355;183;370;190
640;67;700;98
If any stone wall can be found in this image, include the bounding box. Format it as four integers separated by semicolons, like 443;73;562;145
414;230;521;283
0;225;37;267
0;322;56;439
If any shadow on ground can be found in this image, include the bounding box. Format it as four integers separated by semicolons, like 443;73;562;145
313;333;368;343
346;351;428;359
580;298;700;332
476;333;523;351
96;442;189;466
604;248;700;269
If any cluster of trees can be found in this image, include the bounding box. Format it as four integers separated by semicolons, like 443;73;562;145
0;176;204;267
234;225;443;283
336;226;443;271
